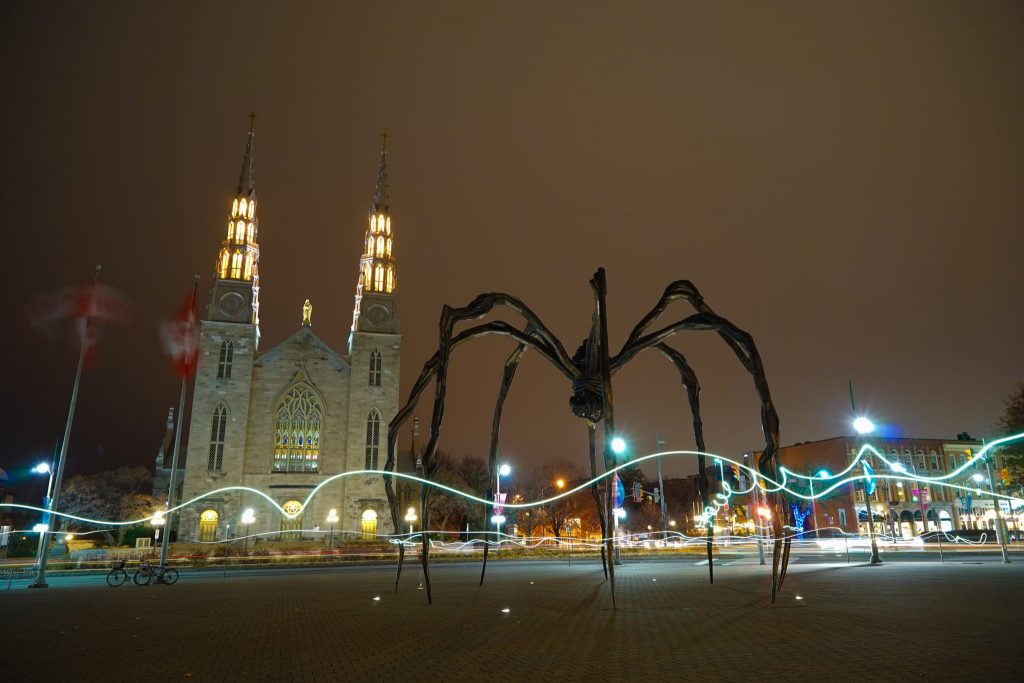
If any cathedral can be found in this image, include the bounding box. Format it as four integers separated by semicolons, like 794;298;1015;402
178;124;401;543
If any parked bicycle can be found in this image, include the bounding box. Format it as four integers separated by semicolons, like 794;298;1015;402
106;560;128;587
132;560;179;586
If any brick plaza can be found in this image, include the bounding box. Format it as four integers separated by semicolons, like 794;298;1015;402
3;558;1023;682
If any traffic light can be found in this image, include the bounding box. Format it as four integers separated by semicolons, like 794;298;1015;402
653;487;661;504
632;481;642;503
1000;468;1011;486
730;464;742;488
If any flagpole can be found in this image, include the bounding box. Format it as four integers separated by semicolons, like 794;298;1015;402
32;265;101;588
160;275;199;569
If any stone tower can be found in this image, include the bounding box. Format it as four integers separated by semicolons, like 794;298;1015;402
345;136;402;524
179;122;262;535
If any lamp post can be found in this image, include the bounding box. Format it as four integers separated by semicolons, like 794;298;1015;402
491;463;511;553
853;414;882;565
611;436;627;565
982;456;1011;563
404;506;418;537
151;511;166;546
810;469;830;538
31;461;56;570
326;509;339;551
241;508;255;555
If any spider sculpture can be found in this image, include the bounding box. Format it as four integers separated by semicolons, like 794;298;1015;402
383;268;791;606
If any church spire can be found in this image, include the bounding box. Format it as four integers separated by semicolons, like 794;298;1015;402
371;132;388;214
235;112;257;199
352;134;399;335
207;116;261;331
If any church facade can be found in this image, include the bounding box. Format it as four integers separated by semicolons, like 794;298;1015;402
178;125;400;544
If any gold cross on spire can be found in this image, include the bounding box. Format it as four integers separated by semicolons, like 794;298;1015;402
380;131;388;150
248;110;258;132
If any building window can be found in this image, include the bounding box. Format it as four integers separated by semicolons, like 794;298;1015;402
838;509;847;528
365;409;381;469
230;251;243;279
369;349;382;386
273;385;322;472
217;341;234;378
199;509;219;542
208;404;227;470
361;509;378;539
280;500;303;541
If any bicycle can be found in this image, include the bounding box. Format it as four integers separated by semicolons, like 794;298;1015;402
106;560;128;587
132;560;179;586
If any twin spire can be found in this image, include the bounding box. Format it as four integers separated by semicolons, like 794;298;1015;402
211;117;397;335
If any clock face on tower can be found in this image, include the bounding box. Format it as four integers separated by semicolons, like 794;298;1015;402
365;303;391;326
218;292;246;317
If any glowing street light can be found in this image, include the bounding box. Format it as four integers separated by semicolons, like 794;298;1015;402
33;463;51;474
555;478;565;489
853;417;875;435
494;464;511;551
611;437;627;455
853;414;881;565
326;508;339;551
241;508;256;555
404;506;418;536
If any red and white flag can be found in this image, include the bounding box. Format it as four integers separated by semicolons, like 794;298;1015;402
29;277;129;360
160;287;200;377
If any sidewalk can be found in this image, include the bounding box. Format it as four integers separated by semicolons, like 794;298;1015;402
3;559;1022;681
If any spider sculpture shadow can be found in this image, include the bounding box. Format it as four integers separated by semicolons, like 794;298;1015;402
383;268;791;606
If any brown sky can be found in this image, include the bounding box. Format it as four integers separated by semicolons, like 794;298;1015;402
1;1;1022;492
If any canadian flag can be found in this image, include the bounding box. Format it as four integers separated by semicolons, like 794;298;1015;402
160;287;200;377
29;274;128;360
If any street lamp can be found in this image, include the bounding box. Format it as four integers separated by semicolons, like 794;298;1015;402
404;506;418;537
492;464;511;552
151;510;166;543
853;416;882;565
241;508;256;555
326;509;339;551
31;461;57;576
555;478;565;490
610;437;627;455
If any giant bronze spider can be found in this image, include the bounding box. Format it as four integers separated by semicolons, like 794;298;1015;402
383;268;791;606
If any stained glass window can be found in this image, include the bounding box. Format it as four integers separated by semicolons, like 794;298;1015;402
273;385;322;472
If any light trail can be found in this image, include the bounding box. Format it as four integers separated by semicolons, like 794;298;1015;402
3;432;1021;533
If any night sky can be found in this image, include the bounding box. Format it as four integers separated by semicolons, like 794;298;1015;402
2;2;1022;498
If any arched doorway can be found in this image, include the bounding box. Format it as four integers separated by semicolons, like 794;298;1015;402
199;509;219;542
939;510;952;532
899;510;914;538
281;500;303;541
926;508;940;532
361;509;378;539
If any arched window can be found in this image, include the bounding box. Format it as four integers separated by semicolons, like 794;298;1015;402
280;500;303;541
230;251;243;279
244;253;253;280
231;199;239;218
365;409;381;469
227;221;235;241
374;265;383;291
246;222;254;243
369;349;382;387
367;235;375;256
386;238;392;257
239;198;248;217
208;404;227;470
273;385;322;472
377;235;385;256
361;509;378;539
219;250;230;279
217;341;233;378
385;267;393;293
199;509;219;542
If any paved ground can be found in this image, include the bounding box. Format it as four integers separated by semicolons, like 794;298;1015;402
3;557;1023;682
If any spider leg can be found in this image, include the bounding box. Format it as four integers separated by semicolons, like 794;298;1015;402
655;343;714;583
590;268;617;608
588;420;609;580
387;296;577;603
615;300;787;602
481;339;529;587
